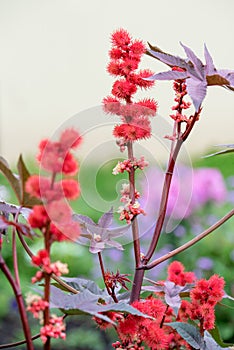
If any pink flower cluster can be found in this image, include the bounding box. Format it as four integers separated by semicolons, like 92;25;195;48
31;249;69;283
170;67;191;118
26;293;66;343
112;156;148;175
24;129;82;345
140;166;227;224
165;67;192;141
40;315;66;344
103;29;157;146
26;128;82;242
118;184;145;224
37;128;82;175
26;293;49;319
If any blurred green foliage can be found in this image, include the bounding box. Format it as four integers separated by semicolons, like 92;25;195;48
0;152;234;348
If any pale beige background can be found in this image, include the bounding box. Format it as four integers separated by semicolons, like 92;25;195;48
0;0;234;163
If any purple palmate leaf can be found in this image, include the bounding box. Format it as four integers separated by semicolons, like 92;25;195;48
147;50;189;72
98;208;113;228
147;70;188;81
204;44;216;75
49;285;151;322
147;42;234;111
0;201;32;220
180;42;204;80
0;215;34;238
0;200;33;236
186;77;207;112
73;208;129;254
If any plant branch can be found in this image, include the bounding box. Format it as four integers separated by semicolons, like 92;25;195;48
43;224;52;350
12;228;20;287
127;141;141;268
98;252;118;303
12;210;22;288
0;255;34;350
127;140;143;303
17;230;79;294
144;110;199;264
144;138;183;263
0;333;40;349
142;208;234;270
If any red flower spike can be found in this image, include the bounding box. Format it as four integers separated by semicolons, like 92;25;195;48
107;61;123;76
46;200;72;225
113;123;151;141
135;99;158;116
130;70;155;88
62;152;78;175
32;249;50;267
102;96;121;115
59;128;82;150
109;47;123;60
111;29;131;49
28;205;50;229
37;137;79;175
167;260;196;286
60;179;80;200
129;40;145;56
103;28;157;146
112;80;137;99
50;221;80;242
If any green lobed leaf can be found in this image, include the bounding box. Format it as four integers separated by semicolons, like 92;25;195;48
166;322;204;349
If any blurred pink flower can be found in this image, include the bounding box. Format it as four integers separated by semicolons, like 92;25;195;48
191;168;227;208
140;166;227;226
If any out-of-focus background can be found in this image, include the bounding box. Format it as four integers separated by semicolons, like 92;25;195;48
1;1;234;349
0;0;234;163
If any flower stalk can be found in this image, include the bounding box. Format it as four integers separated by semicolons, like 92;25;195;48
0;254;34;350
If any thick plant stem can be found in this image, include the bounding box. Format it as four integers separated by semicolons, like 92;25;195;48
127;141;142;303
43;225;51;350
130;268;145;304
44;273;51;350
130;111;199;302
0;255;34;350
130;139;182;303
127;141;141;268
12;229;20;287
